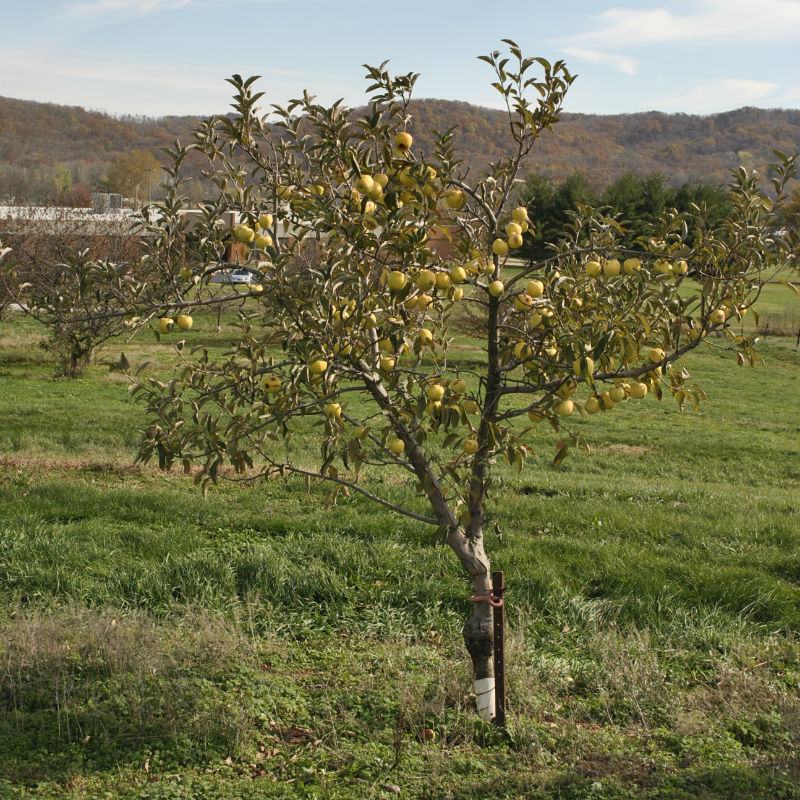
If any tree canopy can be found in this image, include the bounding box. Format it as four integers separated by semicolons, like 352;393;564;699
6;42;795;723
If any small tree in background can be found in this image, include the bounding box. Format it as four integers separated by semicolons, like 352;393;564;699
104;149;163;203
0;206;148;375
128;41;795;720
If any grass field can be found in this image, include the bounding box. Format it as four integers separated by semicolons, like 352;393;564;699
1;292;800;799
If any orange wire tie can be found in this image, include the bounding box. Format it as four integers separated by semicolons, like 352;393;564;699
469;592;504;608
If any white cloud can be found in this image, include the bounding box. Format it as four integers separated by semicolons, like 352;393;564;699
561;47;637;75
64;0;193;15
765;85;800;107
654;78;778;113
0;46;309;116
569;0;800;46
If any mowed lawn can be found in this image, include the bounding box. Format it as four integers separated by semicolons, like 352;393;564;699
1;303;799;800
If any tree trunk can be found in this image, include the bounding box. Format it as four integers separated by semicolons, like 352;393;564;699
447;525;495;721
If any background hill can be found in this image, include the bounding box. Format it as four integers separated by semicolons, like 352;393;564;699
2;94;800;204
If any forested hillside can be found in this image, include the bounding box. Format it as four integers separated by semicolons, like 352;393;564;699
2;93;800;204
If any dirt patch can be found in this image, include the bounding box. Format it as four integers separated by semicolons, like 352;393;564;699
597;443;653;457
0;455;145;474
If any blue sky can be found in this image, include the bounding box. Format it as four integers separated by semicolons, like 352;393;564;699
2;0;800;118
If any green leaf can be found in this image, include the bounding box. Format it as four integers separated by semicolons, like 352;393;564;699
553;443;570;467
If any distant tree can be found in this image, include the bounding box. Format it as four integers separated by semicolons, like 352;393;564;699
776;182;800;256
600;172;676;247
518;172;595;259
672;182;733;248
0;206;144;375
106;150;162;201
53;166;72;196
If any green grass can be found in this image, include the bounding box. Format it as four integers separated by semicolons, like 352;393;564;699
1;307;800;799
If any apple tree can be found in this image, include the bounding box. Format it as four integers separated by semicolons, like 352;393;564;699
0;205;152;376
130;41;797;720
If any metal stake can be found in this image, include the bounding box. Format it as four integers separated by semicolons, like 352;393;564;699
492;570;506;726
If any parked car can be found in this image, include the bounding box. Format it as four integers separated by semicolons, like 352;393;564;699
208;264;259;284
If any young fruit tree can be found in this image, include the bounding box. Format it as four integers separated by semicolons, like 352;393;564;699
0;205;151;376
131;41;796;721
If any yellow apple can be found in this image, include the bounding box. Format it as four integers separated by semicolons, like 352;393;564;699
674;259;689;275
395;131;413;151
623;257;641;274
585;396;601;414
647;348;665;363
462;437;479;454
710;308;727;325
513;341;531;360
526;279;544;298
585;260;602;277
452;378;467;394
654;259;673;276
254;233;273;249
388;270;408;291
488;280;504;297
263;376;281;394
355;174;374;195
324;402;342;418
511;206;528;223
505;222;523;237
553;399;574;417
573;356;594;376
603;259;621;277
176;314;193;331
515;293;534;312
388;437;405;454
492;238;509;256
600;391;615;410
234;224;255;244
507;232;524;249
445;189;466;210
258;213;273;229
609;385;626;403
464;400;479;414
629;381;648;399
380;356;396;372
415;269;436;291
435;272;451;290
426;383;445;401
450;286;464;301
158;317;173;334
417;328;434;346
449;266;467;284
309;359;328;375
